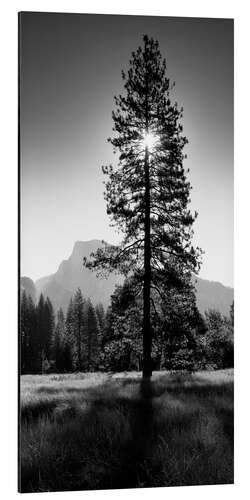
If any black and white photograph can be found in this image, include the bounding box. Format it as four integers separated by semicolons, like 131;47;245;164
19;11;234;493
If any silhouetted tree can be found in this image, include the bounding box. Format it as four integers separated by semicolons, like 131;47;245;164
84;35;201;378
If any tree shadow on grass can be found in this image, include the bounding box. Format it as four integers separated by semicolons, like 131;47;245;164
111;378;154;489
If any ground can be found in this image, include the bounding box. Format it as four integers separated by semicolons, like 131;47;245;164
19;369;234;492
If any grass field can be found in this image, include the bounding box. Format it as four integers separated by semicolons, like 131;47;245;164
19;369;234;492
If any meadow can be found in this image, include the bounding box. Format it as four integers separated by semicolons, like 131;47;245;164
19;369;234;492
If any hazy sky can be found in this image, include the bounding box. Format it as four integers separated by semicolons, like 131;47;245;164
20;13;233;286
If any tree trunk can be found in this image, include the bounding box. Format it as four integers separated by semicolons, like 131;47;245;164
142;145;152;378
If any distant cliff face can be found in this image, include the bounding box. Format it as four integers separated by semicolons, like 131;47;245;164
35;240;123;311
20;276;36;303
192;275;233;315
23;240;233;315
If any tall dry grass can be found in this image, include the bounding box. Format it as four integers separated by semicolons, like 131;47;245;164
19;369;233;492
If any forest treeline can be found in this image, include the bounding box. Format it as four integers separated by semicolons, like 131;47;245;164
20;280;234;375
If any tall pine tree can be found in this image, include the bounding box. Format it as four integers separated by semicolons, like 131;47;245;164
53;308;65;372
36;294;55;373
85;36;202;378
36;294;46;372
95;302;105;349
72;288;85;371
20;291;36;373
43;297;55;361
85;299;100;371
66;297;75;352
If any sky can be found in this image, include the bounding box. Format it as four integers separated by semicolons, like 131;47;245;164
20;12;233;287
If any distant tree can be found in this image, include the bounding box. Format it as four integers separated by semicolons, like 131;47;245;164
35;294;55;373
26;294;37;373
72;288;85;371
43;297;55;361
20;291;36;373
20;290;29;373
66;297;75;350
101;281;142;372
84;35;202;378
53;309;64;372
102;306;113;346
35;294;46;372
53;308;72;372
159;283;206;370
85;299;100;371
204;309;234;369
230;301;234;327
95;302;105;348
63;319;73;373
103;278;205;372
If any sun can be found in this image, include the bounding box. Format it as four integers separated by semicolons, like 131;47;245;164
141;131;158;151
